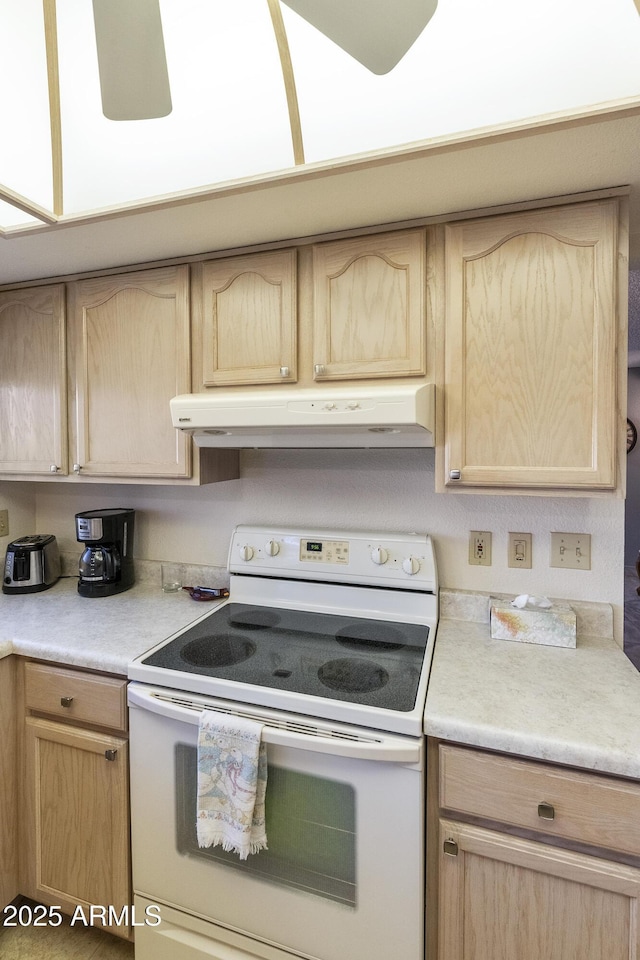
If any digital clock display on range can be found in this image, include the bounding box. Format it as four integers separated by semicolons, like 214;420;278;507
299;538;349;563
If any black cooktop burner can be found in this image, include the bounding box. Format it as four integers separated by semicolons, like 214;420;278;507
318;658;390;694
143;602;430;712
181;634;257;668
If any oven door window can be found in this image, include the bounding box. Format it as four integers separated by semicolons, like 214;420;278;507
175;744;356;906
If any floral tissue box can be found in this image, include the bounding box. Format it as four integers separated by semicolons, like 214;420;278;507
490;598;577;648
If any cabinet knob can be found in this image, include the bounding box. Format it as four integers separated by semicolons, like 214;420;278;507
104;749;118;762
280;366;290;378
443;839;458;857
60;696;74;708
49;464;59;473
314;364;326;378
537;801;555;821
73;463;82;474
449;470;461;481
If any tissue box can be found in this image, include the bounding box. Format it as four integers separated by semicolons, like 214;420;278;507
490;600;576;648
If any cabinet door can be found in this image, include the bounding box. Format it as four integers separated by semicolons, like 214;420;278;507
0;657;17;909
439;820;640;960
24;716;130;938
197;249;297;386
0;284;68;475
312;229;426;381
70;265;191;478
443;200;619;489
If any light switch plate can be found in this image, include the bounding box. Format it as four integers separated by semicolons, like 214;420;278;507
508;532;532;569
550;532;591;570
0;509;8;538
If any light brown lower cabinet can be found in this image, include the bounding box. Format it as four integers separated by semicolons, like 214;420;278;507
433;743;640;960
0;656;18;910
21;661;132;940
438;819;640;960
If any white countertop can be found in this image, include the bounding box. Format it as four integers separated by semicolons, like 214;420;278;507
426;593;640;780
0;576;220;675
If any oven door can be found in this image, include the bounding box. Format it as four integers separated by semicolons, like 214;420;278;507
128;683;424;960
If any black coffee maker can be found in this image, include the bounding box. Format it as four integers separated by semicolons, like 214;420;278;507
75;508;135;598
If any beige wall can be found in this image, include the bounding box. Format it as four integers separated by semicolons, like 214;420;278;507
0;486;36;558
3;448;623;642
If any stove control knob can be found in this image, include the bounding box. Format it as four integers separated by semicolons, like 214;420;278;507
264;539;280;557
402;556;421;576
238;544;254;561
371;546;389;565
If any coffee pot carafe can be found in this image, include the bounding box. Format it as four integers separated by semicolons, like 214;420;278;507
75;508;135;598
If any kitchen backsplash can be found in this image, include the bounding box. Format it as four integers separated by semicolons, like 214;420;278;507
0;446;625;641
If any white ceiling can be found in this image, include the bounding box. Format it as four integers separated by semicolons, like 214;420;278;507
1;99;639;286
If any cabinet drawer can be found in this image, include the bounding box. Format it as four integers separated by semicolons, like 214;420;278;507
25;662;127;732
439;744;640;857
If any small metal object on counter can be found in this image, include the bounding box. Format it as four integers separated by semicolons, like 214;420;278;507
182;585;230;601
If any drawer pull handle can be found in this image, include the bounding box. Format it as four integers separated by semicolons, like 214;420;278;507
443;839;458;857
105;749;118;762
538;801;555;821
60;696;74;708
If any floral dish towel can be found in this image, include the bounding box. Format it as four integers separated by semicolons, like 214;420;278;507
196;710;268;859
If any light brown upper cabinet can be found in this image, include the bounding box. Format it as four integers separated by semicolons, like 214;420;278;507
440;199;622;491
0;284;68;475
68;265;194;479
193;249;297;388
312;229;426;381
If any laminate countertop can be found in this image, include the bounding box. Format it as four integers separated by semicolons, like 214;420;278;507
3;580;639;781
426;590;640;780
0;576;224;675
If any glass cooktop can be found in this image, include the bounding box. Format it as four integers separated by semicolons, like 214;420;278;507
142;602;430;712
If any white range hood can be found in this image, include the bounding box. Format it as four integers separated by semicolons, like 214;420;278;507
170;383;434;448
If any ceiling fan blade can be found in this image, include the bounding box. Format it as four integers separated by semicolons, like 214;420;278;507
92;0;172;121
280;0;438;75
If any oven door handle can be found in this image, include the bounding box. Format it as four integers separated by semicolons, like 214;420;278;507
128;684;423;764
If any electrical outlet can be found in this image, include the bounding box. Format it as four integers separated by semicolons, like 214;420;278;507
550;532;591;570
508;532;532;569
0;509;8;538
469;531;492;566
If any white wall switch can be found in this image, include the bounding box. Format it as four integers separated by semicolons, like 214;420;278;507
469;530;492;566
550;532;591;570
508;532;532;569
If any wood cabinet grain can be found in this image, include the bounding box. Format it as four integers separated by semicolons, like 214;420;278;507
440;198;622;491
434;743;640;960
312;229;426;381
69;265;193;478
194;249;297;388
0;656;17;909
0;285;67;475
438;819;640;960
21;660;131;939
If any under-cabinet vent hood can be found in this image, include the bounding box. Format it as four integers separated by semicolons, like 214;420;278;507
170;383;434;448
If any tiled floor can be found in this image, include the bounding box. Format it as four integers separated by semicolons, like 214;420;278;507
0;899;134;960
